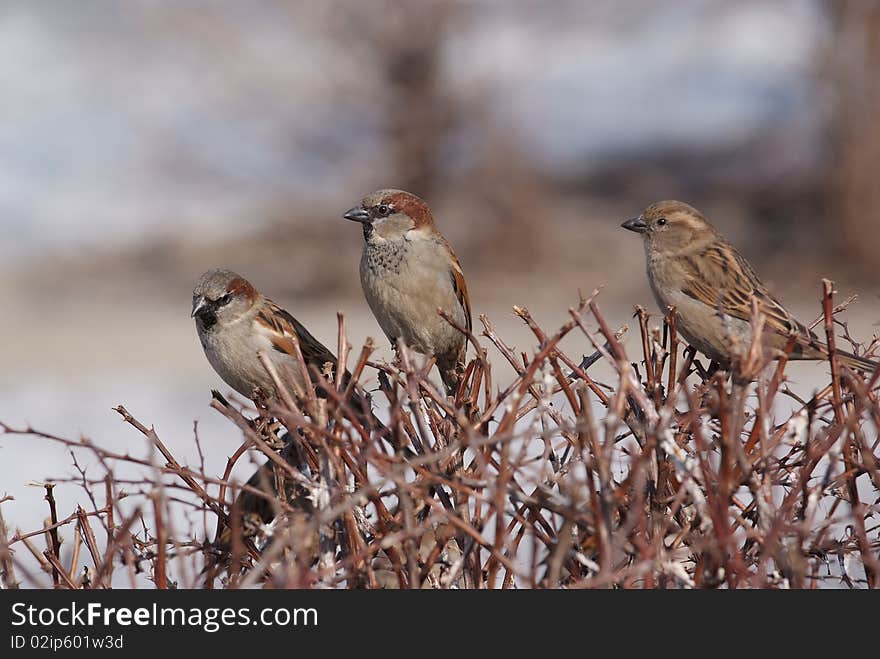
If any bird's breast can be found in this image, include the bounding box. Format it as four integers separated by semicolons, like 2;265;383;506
363;239;406;276
359;238;464;357
646;253;752;363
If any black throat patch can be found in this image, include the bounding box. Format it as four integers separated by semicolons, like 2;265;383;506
197;308;218;331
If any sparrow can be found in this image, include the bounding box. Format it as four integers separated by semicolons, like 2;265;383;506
192;268;344;402
192;269;380;425
343;189;472;395
192;269;369;560
622;201;877;372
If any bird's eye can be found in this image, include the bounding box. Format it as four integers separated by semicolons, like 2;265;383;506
375;204;392;217
657;217;667;226
217;294;232;306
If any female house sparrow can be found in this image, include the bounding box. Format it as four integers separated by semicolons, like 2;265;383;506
343;189;472;395
622;201;877;372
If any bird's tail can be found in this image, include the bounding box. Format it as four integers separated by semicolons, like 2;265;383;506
834;349;879;373
438;349;468;399
440;368;462;398
793;336;878;374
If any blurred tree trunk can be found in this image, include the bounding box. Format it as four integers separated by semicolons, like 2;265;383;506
377;1;456;199
342;0;546;273
822;2;880;276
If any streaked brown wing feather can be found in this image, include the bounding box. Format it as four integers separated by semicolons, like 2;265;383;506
256;301;337;370
681;242;808;338
255;301;382;427
448;250;472;335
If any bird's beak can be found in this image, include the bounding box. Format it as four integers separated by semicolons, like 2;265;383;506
191;295;208;318
343;207;371;223
621;217;648;233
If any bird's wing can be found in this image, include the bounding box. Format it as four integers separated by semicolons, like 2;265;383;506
256;300;384;427
680;242;809;339
256;300;338;371
448;247;472;335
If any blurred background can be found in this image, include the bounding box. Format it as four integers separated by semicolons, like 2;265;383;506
2;0;879;535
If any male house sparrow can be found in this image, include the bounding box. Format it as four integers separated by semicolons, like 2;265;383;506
192;268;342;402
343;189;472;395
622;201;877;372
192;269;369;557
192;268;381;432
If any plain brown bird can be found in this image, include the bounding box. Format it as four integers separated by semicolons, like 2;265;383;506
344;189;472;395
622;201;877;372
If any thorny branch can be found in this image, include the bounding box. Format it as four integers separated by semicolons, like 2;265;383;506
1;287;878;589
